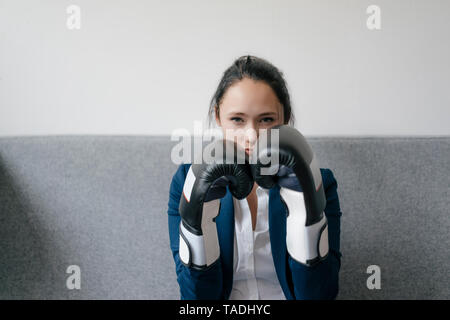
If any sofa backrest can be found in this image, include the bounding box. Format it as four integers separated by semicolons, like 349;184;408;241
0;136;448;299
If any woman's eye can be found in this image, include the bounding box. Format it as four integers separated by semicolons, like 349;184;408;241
260;117;274;123
231;117;244;123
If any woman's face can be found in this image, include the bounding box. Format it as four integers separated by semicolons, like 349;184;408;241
215;78;284;155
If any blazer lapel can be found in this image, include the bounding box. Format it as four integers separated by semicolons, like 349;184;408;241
269;185;295;300
216;189;234;299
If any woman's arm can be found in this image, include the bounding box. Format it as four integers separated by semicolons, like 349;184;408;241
287;168;342;300
167;164;224;300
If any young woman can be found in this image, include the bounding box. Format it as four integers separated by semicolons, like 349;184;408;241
167;55;342;300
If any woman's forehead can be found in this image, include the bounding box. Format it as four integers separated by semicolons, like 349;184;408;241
220;84;281;115
222;78;279;106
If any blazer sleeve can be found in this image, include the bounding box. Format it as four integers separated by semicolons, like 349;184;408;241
167;164;224;300
287;168;343;300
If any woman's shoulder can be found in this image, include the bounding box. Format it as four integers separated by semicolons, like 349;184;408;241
319;168;338;191
179;163;192;176
170;163;192;187
168;164;192;211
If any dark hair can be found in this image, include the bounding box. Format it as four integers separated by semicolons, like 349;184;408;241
208;55;295;127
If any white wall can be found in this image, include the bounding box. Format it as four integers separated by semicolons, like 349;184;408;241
1;0;449;137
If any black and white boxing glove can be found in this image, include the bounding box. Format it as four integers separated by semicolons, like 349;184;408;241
179;139;253;270
251;125;328;266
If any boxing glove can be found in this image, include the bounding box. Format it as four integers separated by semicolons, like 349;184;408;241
179;139;253;270
251;125;329;266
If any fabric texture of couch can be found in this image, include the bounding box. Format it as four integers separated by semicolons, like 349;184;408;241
0;136;448;299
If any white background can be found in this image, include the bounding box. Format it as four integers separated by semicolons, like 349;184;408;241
1;0;449;137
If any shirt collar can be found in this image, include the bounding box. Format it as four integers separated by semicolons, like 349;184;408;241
256;185;270;195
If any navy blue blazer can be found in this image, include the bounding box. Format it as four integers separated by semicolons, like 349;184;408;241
167;163;342;300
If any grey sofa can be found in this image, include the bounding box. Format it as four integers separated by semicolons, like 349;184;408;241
0;136;448;300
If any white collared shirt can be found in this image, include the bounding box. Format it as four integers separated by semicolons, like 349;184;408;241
229;186;286;300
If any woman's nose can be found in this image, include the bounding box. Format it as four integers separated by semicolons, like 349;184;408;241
245;124;258;147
